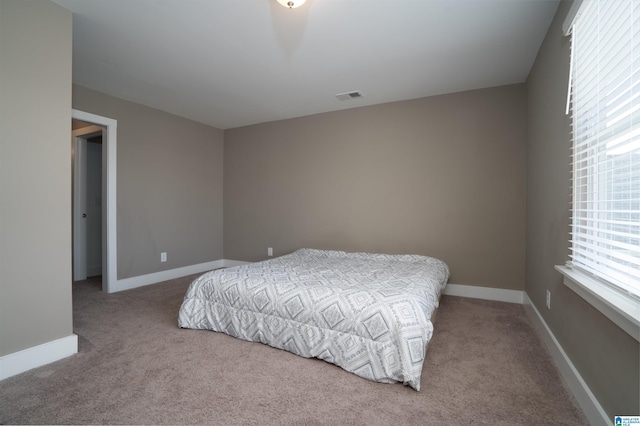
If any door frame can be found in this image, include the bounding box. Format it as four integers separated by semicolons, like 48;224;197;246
72;109;117;293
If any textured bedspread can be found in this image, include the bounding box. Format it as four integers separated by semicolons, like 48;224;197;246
178;248;449;390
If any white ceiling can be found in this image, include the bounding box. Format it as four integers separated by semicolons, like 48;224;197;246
52;0;560;130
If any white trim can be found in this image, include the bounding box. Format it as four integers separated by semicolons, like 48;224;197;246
0;335;78;381
523;294;608;426
555;265;640;342
221;259;251;268
443;283;524;304
114;260;225;292
72;110;117;294
111;259;247;292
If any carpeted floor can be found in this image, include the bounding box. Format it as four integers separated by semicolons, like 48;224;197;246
0;275;587;425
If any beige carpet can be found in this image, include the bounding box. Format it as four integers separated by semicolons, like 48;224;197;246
0;275;587;425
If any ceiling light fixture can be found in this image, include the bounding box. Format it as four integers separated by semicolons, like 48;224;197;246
277;0;306;9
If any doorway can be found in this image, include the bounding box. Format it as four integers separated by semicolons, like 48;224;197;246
71;110;117;293
72;121;103;282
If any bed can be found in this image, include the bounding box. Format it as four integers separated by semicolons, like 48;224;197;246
178;248;449;390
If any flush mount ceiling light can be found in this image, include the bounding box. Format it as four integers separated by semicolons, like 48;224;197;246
277;0;306;9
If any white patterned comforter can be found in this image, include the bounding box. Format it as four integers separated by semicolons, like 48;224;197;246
178;248;449;390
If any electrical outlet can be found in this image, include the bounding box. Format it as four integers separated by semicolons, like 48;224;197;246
268;247;273;257
161;252;167;262
546;290;551;310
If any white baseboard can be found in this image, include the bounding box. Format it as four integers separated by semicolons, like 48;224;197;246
0;334;78;381
0;260;247;380
222;259;251;268
445;283;607;424
111;259;251;293
113;259;226;292
523;294;608;426
443;283;524;304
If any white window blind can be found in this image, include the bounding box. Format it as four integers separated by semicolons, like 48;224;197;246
569;0;640;300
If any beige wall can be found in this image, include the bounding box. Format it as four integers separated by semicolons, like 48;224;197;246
224;84;527;290
0;0;73;356
72;86;224;279
526;1;640;417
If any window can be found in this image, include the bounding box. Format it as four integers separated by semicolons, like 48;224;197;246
567;0;640;302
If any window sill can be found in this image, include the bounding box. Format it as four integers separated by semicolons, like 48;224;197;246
555;265;640;342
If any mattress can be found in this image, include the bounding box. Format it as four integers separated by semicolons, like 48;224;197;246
178;248;449;390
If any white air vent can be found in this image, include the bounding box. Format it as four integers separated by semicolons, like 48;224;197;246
336;91;364;101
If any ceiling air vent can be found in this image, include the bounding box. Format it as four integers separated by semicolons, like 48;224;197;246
336;91;364;101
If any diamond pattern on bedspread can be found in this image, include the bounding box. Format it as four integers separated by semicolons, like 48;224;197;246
363;311;390;341
178;248;449;390
321;302;345;328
